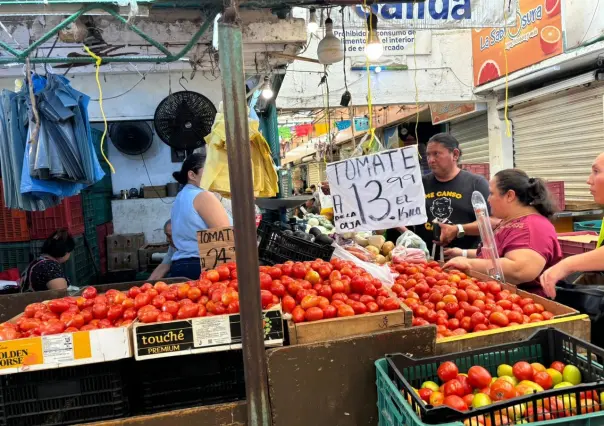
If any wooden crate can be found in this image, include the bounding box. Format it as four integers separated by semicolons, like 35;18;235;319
287;303;413;345
143;185;167;198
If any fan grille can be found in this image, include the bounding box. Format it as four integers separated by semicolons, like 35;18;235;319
154;91;217;150
109;121;153;156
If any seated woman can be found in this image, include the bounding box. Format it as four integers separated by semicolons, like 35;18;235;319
540;153;604;298
444;169;562;298
21;229;75;292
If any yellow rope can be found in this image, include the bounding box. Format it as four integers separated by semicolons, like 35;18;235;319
503;5;512;137
363;0;375;150
83;45;115;174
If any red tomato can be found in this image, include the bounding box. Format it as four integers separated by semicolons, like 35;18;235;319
92;303;109;319
443;379;464;397
260;290;273;308
470;312;487;328
107;305;124;322
198;304;208;316
351;301;368;315
305;307;324;322
489;312;509;327
139;308;160;323
550;361;565;373
123;308;137;321
468;366;492;389
382;298;400;311
322;305;337;319
82;286;98;300
523;304;538;315
24;303;47;318
48;299;70;314
418;388;433;403
65;313;85;329
443;395;468;411
337;304;355;317
206;270;220;283
157;312;173;322
152;295;167;309
281;295;296;313
160;301;178;316
513;361;534;381
187;288;202;302
134;293;152;310
270;281;286;298
490;379;516;401
438;361;459;382
40;321;66;336
456;375;473;395
292;307;306;323
216;265;231;281
127;286;141;298
534;371;553;390
227;301;239;314
177;304;199;319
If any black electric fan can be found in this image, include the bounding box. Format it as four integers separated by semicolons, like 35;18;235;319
153;91;217;152
109;121;153;155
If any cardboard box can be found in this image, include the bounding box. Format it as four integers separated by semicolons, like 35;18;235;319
0;325;133;375
133;305;284;360
107;233;145;253
108;251;139;271
138;243;170;271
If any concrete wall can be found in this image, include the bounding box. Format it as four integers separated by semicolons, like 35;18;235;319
277;29;474;109
564;0;604;50
112;198;174;243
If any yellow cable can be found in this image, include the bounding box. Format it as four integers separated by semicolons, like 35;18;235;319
83;45;115;174
363;0;375;151
503;6;512;137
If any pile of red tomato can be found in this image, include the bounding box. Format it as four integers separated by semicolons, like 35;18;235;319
258;258;402;323
389;261;555;338
0;258;405;339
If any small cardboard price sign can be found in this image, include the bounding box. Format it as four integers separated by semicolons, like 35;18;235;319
197;226;236;270
327;145;427;232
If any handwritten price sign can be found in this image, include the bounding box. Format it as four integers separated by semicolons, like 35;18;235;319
197;227;236;270
326;146;427;232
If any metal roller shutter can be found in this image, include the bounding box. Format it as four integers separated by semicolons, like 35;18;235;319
510;83;604;202
308;163;321;186
450;114;489;164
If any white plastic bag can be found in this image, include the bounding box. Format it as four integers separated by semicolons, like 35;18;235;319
318;185;333;209
395;230;429;257
332;244;395;287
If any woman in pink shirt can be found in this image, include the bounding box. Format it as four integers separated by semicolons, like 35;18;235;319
444;169;562;297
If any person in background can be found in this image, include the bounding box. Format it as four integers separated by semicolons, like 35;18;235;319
310;184;321;205
445;169;562;297
149;220;175;280
540;153;604;298
387;133;491;257
170;153;232;279
21;229;75;292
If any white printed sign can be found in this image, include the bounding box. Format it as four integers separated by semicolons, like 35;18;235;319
328;2;517;29
327;146;427;233
332;28;432;57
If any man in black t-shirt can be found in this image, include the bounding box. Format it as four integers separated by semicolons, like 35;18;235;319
386;133;491;257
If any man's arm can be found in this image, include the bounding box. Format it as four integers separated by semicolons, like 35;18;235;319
540;246;604;298
439;218;501;245
149;264;170;281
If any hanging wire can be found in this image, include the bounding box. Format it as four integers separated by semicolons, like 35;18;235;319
83;45;116;174
340;7;349;93
502;1;512;137
413;29;420;146
362;0;375;148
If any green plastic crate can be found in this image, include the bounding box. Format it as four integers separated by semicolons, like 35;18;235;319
65;236;98;287
376;358;604;426
574;220;602;233
82;191;113;226
0;242;31;273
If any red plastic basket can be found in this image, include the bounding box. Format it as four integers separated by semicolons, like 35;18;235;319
547;181;565;211
557;231;598;259
0;180;29;243
29;195;85;240
461;163;490;180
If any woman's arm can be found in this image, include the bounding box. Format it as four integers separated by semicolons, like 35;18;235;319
47;278;68;290
444;248;546;285
194;192;231;228
443;248;478;260
540;246;604;298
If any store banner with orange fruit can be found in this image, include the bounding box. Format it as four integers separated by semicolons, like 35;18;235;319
472;0;562;87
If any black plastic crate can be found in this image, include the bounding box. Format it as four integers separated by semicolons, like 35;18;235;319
0;360;129;426
387;328;604;426
257;221;334;265
128;350;246;415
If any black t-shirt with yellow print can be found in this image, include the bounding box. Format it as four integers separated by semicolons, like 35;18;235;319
416;170;490;251
386;170;490;251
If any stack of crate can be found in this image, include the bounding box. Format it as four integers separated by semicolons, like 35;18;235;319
0;179;31;273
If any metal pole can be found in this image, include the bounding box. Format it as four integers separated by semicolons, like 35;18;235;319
218;6;272;426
